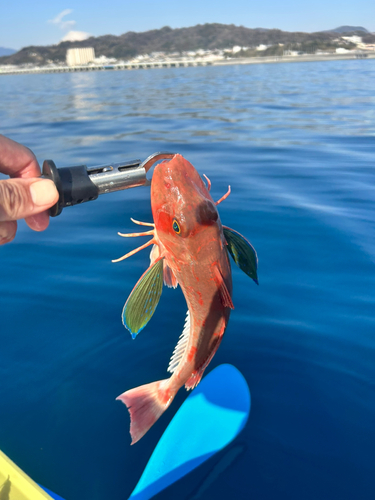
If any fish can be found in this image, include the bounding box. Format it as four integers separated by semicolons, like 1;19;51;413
113;154;258;444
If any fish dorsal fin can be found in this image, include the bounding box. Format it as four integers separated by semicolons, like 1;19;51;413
122;257;164;339
168;310;190;374
213;266;234;310
223;226;259;285
150;244;178;289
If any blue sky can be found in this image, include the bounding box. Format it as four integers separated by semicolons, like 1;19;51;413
1;0;374;50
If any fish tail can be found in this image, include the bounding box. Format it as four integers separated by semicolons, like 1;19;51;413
117;379;174;444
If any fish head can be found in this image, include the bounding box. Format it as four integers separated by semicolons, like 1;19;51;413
151;154;224;261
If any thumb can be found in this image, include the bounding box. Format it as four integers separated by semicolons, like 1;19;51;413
0;178;59;222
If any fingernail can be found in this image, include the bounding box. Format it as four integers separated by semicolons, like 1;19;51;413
30;180;58;207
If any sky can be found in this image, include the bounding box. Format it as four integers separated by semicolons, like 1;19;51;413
1;0;374;50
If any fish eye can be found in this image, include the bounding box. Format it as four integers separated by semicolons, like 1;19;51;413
172;219;181;234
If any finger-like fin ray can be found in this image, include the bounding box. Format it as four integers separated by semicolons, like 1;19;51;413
118;230;154;238
203;174;212;192
112;238;155;263
215;185;231;206
131;218;155;227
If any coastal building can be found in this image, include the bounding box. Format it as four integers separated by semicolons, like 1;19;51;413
66;47;95;67
336;47;351;54
342;35;362;45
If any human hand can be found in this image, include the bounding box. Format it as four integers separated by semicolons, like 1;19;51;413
0;134;59;245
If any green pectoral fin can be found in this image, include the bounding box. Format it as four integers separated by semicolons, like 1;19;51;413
223;226;259;284
122;257;164;338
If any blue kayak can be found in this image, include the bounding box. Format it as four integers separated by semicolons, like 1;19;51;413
129;363;251;500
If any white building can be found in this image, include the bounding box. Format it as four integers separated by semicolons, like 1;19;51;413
342;36;362;45
336;47;351;54
66;47;95;67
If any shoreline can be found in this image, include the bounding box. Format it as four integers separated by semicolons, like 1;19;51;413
0;52;374;76
217;52;375;66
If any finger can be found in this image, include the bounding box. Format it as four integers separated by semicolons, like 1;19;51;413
0;178;58;222
25;211;50;232
0;135;41;179
0;220;17;245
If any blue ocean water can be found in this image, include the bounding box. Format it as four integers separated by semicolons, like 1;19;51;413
0;59;374;500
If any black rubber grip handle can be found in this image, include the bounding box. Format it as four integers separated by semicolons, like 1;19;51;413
42;160;99;217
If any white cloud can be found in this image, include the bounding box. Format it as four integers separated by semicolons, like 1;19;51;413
60;31;90;42
48;9;77;32
48;9;73;26
48;10;90;43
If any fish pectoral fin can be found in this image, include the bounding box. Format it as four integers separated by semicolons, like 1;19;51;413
122;257;164;338
213;266;234;310
223;226;259;285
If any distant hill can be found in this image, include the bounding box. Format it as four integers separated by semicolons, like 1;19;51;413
0;23;373;66
0;47;16;57
327;26;369;34
322;26;375;44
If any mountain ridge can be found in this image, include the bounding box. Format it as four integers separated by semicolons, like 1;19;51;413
321;25;369;34
0;47;16;57
1;23;373;66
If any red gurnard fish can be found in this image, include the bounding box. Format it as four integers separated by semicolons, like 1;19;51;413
113;154;258;444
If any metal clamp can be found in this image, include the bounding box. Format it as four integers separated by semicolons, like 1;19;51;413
42;152;175;216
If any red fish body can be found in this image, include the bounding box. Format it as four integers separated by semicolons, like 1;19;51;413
114;154;258;444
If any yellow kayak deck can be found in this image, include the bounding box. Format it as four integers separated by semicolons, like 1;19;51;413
0;450;53;500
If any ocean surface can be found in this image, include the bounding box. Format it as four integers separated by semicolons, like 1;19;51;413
0;60;374;500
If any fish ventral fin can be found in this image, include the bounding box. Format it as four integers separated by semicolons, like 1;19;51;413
150;244;178;289
163;263;178;288
185;326;225;390
213;266;234;310
168;310;190;373
122;257;164;338
223;226;259;285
